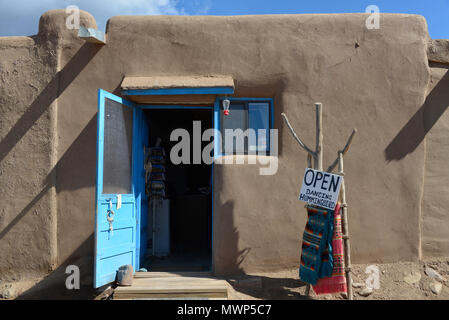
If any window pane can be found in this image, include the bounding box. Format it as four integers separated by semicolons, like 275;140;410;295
221;103;248;154
103;98;133;194
249;102;270;152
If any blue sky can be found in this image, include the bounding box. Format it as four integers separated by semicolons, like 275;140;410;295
0;0;448;38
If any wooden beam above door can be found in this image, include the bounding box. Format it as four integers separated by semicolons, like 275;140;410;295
121;75;234;97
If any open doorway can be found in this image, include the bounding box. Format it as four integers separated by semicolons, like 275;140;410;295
141;107;213;272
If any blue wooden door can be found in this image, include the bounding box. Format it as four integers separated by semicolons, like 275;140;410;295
94;89;138;288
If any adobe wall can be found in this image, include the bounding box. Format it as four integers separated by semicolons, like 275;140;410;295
1;9;448;289
0;34;58;280
53;11;433;274
421;62;449;258
195;13;430;272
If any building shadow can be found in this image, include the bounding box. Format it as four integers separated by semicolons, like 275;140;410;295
56;114;97;192
17;235;97;300
0;115;97;242
224;274;310;300
385;68;449;161
213;166;309;300
0;113;98;298
0;42;101;163
0;184;51;242
0;41;101;244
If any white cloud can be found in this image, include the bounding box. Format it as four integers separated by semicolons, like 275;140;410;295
0;0;185;36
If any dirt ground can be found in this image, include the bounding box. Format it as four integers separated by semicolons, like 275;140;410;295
224;258;449;300
1;258;448;300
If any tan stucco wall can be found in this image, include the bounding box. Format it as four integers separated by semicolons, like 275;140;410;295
0;35;58;280
1;9;448;287
421;63;449;257
208;13;431;273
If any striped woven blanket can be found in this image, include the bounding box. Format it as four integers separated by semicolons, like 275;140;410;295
299;205;334;285
312;202;348;295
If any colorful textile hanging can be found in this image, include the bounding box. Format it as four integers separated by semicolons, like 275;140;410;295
312;202;348;295
299;205;334;285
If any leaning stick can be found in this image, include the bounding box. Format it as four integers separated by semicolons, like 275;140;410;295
327;128;357;173
337;151;353;300
281;113;316;158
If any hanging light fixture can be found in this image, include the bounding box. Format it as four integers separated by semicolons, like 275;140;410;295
223;99;230;116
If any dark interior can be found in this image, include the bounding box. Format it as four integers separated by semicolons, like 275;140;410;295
143;108;212;271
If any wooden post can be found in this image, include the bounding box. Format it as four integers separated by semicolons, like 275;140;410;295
338;151;353;300
315;103;323;171
307;153;312;169
305;102;323;297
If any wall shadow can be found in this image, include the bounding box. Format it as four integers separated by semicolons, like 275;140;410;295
0;41;101;247
0;115;97;241
385;69;449;161
56;114;97;192
6;112;115;298
17;235;97;300
1;113;98;298
55;115;97;265
225;274;309;300
0;42;101;163
0;184;51;241
213;165;309;300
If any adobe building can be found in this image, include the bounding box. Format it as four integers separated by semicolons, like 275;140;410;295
1;9;449;296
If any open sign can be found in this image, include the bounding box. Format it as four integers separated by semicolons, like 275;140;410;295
298;168;343;210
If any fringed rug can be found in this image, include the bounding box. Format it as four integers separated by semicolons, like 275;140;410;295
299;205;334;285
312;202;348;295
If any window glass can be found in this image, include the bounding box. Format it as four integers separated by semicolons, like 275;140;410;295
220;100;271;155
103;98;133;194
222;103;248;154
249;102;270;152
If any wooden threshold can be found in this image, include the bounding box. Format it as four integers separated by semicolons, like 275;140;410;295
134;271;212;278
114;273;228;300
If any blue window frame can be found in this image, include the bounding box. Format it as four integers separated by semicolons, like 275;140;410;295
214;97;273;156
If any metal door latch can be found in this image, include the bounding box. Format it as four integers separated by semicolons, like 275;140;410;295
107;199;115;236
